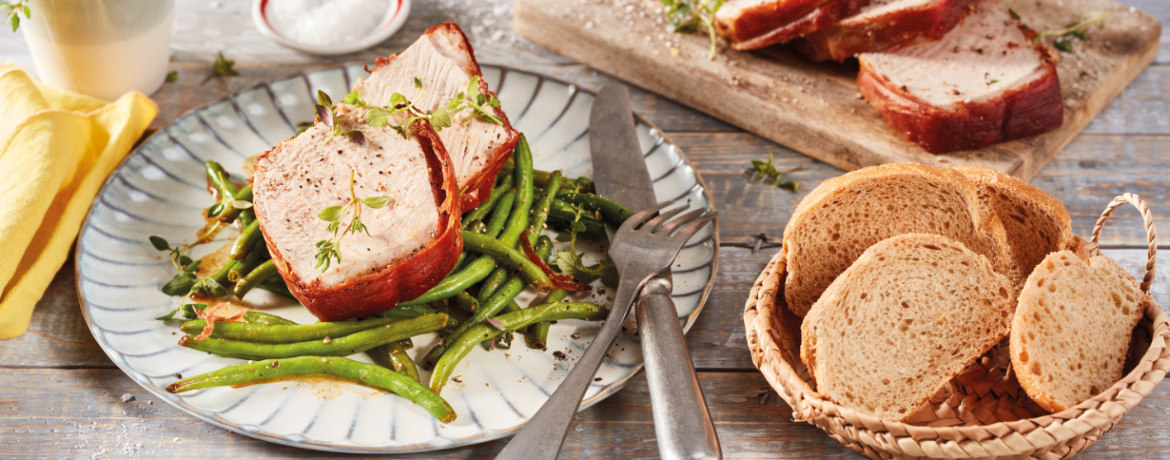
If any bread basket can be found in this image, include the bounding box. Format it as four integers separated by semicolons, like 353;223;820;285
744;193;1166;460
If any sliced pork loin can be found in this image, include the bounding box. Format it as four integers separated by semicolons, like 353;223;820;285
252;111;461;321
857;0;1063;153
715;0;869;50
353;23;519;211
799;0;978;61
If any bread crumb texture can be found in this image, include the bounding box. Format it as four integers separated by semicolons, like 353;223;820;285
1011;251;1146;413
801;233;1014;421
783;163;1012;318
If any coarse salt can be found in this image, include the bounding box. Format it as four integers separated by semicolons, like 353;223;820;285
266;0;391;47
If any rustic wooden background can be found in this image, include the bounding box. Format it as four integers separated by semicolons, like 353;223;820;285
1;0;1168;458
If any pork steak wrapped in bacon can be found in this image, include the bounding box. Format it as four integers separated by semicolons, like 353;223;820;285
353;23;520;211
251;109;461;321
715;0;870;50
857;0;1063;153
799;0;979;61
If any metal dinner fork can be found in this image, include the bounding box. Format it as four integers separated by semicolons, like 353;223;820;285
495;200;720;460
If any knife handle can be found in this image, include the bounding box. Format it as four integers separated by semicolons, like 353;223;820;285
637;284;722;460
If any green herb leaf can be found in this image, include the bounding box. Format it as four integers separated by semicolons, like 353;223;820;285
149;236;171;251
345;130;366;146
343;91;363;105
389;92;408;108
1008;7;1020;20
366;108;389;127
212;51;238;77
413;77;423;88
318;205;345;222
295;120;313;135
1054;39;1074;52
430;107;452;129
554;251;619;288
161;273;197;296
317;90;333;107
165;71;179;83
362;196;393;209
156;302;206;321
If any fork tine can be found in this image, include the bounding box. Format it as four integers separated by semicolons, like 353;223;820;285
661;208;707;235
644;204;691;233
670;212;717;242
619;200;676;234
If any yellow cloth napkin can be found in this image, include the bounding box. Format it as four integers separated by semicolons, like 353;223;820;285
0;64;157;339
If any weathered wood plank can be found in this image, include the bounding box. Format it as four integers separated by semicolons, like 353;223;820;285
0;0;1164;136
3;366;1170;459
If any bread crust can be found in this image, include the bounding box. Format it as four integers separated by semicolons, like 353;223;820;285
956;167;1075;291
799;0;979;61
782;163;1012;317
254;121;463;321
800;233;1014;421
1010;251;1146;413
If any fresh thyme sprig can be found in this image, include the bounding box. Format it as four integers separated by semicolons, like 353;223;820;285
314;90;366;146
662;0;724;60
352;76;502;139
446;76;503;125
1;0;30;32
313;170;393;272
749;153;801;192
553;204;619;288
200;51;239;84
1038;12;1108;53
148;233;229;297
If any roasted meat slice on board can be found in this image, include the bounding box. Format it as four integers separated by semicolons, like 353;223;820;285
353;23;520;211
857;0;1063;153
715;0;870;50
799;0;979;61
251;109;461;321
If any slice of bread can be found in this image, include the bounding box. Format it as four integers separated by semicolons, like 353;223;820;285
1010;250;1146;413
782;163;1013;317
957;167;1076;292
800;234;1014;421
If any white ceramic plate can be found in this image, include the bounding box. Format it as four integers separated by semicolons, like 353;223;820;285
76;65;719;453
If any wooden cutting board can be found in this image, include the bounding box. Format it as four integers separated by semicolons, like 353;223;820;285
514;0;1161;179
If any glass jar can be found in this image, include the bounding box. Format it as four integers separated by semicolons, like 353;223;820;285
19;0;174;101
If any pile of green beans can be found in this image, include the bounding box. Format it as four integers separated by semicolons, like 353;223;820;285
166;356;455;423
178;314;447;360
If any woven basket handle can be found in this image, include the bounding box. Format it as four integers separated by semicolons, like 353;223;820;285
1089;193;1158;294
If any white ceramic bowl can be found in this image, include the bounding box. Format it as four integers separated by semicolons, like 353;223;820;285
251;0;411;55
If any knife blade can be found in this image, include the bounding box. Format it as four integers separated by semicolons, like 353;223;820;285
589;84;658;231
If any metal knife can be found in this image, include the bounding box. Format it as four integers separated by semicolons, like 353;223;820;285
495;84;721;460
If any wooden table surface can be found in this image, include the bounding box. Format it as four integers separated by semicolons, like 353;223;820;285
1;0;1168;458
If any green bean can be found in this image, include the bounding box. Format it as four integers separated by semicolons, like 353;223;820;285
228;239;269;283
575;176;595;194
210;259;241;287
257;277;293;298
526;289;571;349
485;189;516;239
430;302;608;394
467;219;487;234
497;135;535;248
528;171;563;244
166;356;455;423
220;186;253;224
244;311;297;326
397;256;496;306
477;267;510;304
555;190;634;226
548;199;609;238
384;340;421;382
453;291;479;313
204;161;239;218
461;231;552;290
462;174;513;227
379;304;438;319
501;160;584;192
426;237;553;365
181;316;401;343
233;259;277;299
229;220;263;261
178;313;447;360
